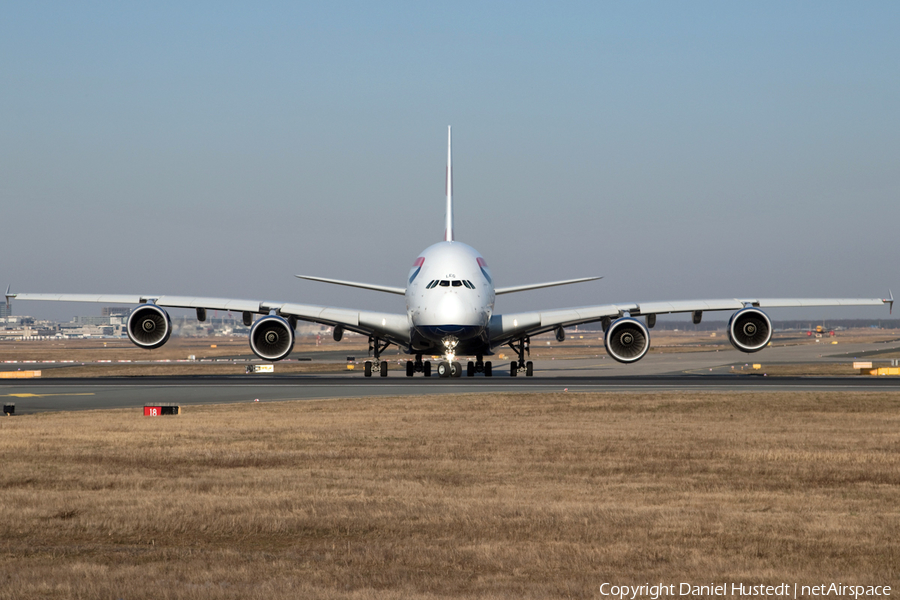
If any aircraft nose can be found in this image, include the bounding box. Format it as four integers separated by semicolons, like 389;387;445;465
437;292;470;323
413;290;486;342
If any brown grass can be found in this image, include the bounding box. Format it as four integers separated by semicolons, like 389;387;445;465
745;364;872;377
39;362;358;378
0;391;898;599
0;335;370;362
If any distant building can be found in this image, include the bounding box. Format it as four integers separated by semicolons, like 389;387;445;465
0;303;10;319
73;316;114;326
102;307;131;317
2;315;34;326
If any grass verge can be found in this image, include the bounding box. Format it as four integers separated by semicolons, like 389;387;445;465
1;391;898;599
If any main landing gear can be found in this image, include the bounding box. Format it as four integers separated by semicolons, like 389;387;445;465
406;355;493;377
435;354;492;378
405;344;493;378
406;354;432;377
508;337;534;377
465;355;492;377
364;337;391;377
433;357;493;377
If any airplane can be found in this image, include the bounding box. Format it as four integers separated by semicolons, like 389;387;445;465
807;325;835;337
5;128;894;378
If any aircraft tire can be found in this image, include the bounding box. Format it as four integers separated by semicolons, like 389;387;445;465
466;361;475;377
525;361;533;377
380;361;388;377
423;361;431;377
452;361;462;377
510;362;517;377
406;361;414;377
484;361;492;377
364;361;372;377
438;361;450;378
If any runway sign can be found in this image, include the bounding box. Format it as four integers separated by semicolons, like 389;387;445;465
144;404;181;416
0;370;41;379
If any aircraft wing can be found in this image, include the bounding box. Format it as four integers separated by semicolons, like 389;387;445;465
494;277;601;295
8;293;411;345
489;295;893;346
295;275;406;295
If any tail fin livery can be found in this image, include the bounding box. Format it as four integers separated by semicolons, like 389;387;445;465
445;125;453;242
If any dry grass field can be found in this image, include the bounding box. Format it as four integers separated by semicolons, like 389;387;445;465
33;361;356;378
1;391;898;599
0;335;370;362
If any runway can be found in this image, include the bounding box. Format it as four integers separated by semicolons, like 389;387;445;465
3;373;900;414
3;338;899;414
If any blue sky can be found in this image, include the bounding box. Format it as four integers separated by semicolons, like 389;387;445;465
2;2;898;321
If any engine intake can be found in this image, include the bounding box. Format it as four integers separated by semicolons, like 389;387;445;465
605;317;650;363
249;315;295;361
127;304;172;349
728;307;772;353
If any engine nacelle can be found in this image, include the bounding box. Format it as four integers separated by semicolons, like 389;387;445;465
604;317;650;363
127;304;172;349
728;307;772;353
249;315;295;361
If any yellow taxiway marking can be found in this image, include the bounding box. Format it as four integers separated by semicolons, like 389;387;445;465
2;393;96;398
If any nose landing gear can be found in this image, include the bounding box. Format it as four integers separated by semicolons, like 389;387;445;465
435;336;462;378
437;360;462;377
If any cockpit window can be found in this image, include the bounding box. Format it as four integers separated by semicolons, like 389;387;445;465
428;279;475;289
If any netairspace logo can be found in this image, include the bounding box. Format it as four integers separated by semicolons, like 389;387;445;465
598;582;892;599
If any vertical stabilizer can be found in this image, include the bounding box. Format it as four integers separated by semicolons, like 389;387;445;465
445;126;454;242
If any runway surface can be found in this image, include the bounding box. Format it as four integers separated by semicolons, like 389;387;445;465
3;339;899;414
3;374;900;414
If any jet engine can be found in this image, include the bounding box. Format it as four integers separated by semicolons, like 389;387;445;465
127;304;172;349
728;307;772;353
604;317;650;363
249;315;295;361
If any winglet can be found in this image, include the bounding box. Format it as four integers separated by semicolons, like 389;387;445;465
886;289;894;314
4;285;11;312
445;125;453;242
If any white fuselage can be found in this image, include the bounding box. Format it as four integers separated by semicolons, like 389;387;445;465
405;241;495;356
